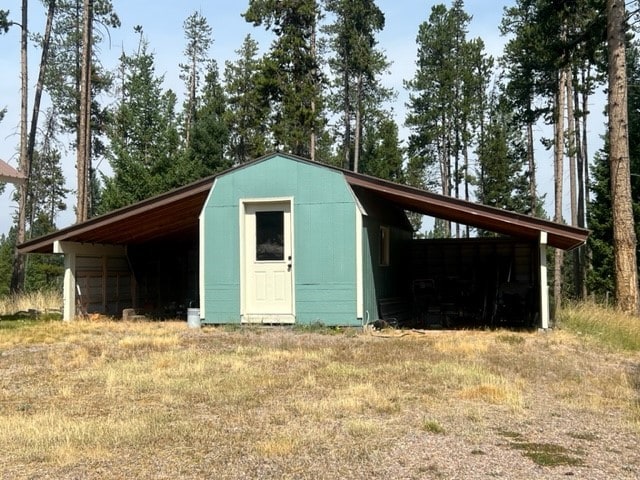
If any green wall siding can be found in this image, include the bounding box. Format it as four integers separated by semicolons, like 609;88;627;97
203;204;240;322
362;214;413;324
202;155;360;325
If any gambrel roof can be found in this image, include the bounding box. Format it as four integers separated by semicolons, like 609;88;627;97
19;153;588;254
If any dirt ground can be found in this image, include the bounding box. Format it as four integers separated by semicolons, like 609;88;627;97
0;322;638;479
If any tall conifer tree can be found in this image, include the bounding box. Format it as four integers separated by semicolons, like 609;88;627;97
405;1;488;237
606;0;639;314
180;10;213;149
44;0;120;220
101;37;179;212
244;0;324;157
224;35;269;164
178;60;230;185
324;0;390;172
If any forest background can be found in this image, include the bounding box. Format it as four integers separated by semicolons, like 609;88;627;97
0;0;520;233
0;0;635;311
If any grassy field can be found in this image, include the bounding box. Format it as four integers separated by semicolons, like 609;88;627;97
0;305;639;479
0;289;61;317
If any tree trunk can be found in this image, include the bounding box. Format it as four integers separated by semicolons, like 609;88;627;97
527;113;536;215
607;0;639;314
353;75;362;173
185;54;196;149
581;66;590;228
580;66;591;296
574;66;588;298
566;68;577;227
442;120;452;237
25;0;55;231
10;0;29;293
553;67;567;311
454;129;460;238
566;66;581;299
27;0;55;183
76;0;92;223
463;136;469;237
309;15;316;162
343;68;351;170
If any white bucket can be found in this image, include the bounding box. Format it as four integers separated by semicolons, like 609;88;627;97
187;308;201;328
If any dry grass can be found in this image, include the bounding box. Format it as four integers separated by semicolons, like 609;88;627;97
0;315;639;479
557;301;640;351
0;289;62;316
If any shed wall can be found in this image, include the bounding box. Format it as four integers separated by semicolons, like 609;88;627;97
202;155;360;325
362;215;413;324
75;254;132;315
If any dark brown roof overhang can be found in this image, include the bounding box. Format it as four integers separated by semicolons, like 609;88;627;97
18;176;215;254
0;159;26;185
344;171;588;251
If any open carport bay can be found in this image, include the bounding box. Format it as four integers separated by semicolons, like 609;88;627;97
387;237;540;329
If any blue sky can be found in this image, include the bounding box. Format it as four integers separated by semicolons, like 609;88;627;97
0;0;596;237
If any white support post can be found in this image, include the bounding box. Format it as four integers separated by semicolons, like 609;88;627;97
539;231;550;330
54;241;76;321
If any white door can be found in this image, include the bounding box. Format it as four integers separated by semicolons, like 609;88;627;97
242;201;294;323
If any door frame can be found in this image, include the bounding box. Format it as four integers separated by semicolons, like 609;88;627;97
239;197;295;323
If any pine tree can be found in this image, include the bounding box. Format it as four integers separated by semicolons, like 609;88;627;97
500;0;604;215
177;60;230;186
27;0;56;208
324;0;390;172
180;10;213;149
360;114;403;182
27;110;69;230
476;90;529;218
500;0;606;304
244;0;325;157
8;0;29;293
587;39;640;300
224;34;269;164
500;0;545;214
75;0;92;222
588;148;616;298
606;0;639;313
406;3;456;204
100;37;180;212
5;1;61;292
43;0;120;219
405;1;489;237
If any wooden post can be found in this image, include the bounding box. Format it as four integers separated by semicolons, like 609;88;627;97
54;241;76;321
539;231;550;330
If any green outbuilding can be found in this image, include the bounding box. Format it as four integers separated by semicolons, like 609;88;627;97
19;153;589;329
200;153;412;326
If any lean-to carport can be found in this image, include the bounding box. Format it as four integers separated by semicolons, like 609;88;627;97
344;173;588;329
18;176;214;320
